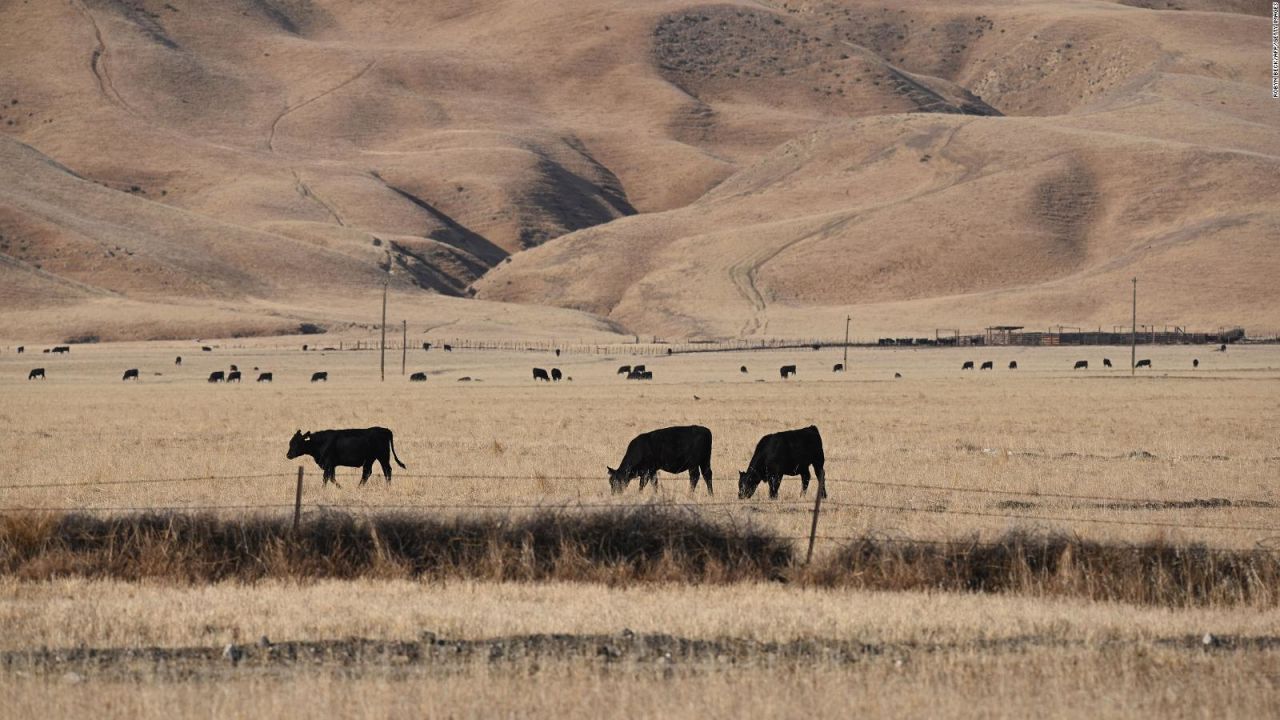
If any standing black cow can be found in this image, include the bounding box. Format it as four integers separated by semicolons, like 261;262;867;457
626;369;652;380
422;342;432;351
555;348;561;357
208;371;225;383
533;368;550;382
175;356;182;366
833;363;844;373
227;371;242;383
311;371;328;382
740;366;748;374
442;344;453;352
409;372;427;382
1073;360;1088;370
258;372;273;382
980;361;993;370
738;426;826;500
551;368;562;381
779;365;797;379
52;346;70;354
1136;359;1152;368
122;368;139;381
230;364;239;372
1008;361;1018;370
617;365;631;376
287;428;406;487
28;368;45;380
1103;358;1112;368
608;425;713;495
1219;344;1227;352
962;361;975;370
201;346;212;352
1193;358;1200;368
894;372;902;378
16;346;23;354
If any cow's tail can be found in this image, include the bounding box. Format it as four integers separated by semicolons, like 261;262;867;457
389;431;406;469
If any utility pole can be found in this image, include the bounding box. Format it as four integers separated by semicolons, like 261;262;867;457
843;315;850;369
1130;277;1137;376
401;320;407;376
380;276;388;382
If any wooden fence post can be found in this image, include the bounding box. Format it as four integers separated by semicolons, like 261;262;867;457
293;467;304;531
806;486;823;564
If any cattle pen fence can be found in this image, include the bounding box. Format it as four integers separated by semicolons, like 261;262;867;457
2;469;1278;557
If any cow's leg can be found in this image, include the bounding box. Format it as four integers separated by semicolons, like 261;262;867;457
325;466;342;489
648;471;659;493
768;476;782;499
702;465;714;496
815;463;827;499
379;456;393;484
360;462;373;486
799;468;811;496
688;467;700;493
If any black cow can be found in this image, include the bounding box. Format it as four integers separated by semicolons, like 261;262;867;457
202;346;212;352
457;376;472;382
626;370;652;380
42;349;50;353
258;372;273;383
738;426;826;500
175;356;182;366
633;365;647;373
409;372;427;382
555;348;561;357
1193;358;1199;368
833;363;844;373
286;427;406;487
551;368;562;381
962;361;974;370
740;366;748;374
617;365;631;375
230;364;239;372
28;368;45;380
533;368;550;382
311;371;328;382
1136;359;1152;368
422;342;432;351
1008;361;1018;370
1103;358;1112;368
780;365;797;379
980;361;993;370
208;371;225;383
1219;344;1227;352
122;368;139;381
227;371;242;383
16;346;23;354
1073;360;1088;370
608;425;713;495
443;344;453;352
52;346;69;354
894;372;902;378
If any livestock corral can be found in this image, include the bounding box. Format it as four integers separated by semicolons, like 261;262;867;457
2;341;1279;717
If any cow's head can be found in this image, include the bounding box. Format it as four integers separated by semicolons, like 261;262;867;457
287;430;311;459
606;467;628;494
738;470;763;499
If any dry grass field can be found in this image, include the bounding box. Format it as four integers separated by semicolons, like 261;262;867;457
2;341;1278;717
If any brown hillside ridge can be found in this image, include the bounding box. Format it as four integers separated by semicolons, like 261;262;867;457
0;0;1274;341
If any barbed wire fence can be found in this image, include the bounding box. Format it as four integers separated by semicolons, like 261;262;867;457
2;470;1276;555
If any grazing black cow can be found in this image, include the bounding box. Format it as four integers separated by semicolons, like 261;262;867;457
626;369;652;380
1136;359;1152;368
52;346;69;354
1073;360;1088;370
409;372;427;382
208;371;225;383
894;372;902;379
422;342;432;351
608;425;713;495
311;371;328;382
1103;358;1112;368
286;427;406;487
227;371;242;383
1193;358;1199;368
122;368;139;381
738;426;826;500
16;346;23;354
258;372;273;383
42;349;50;353
962;361;974;370
457;376;472;382
740;366;748;374
779;365;797;379
443;344;453;352
175;356;182;366
201;346;212;352
633;365;647;373
533;368;550;382
555;348;561;357
551;368;562;381
833;363;844;373
303;344;309;351
1008;361;1018;370
28;368;45;380
980;361;993;370
617;365;631;375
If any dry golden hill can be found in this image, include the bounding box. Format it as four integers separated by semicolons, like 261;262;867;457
0;0;1274;341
